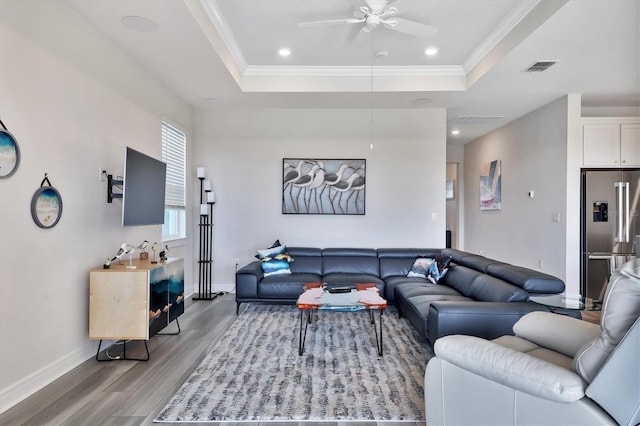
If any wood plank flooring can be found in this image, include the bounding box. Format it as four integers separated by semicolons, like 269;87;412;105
0;294;423;426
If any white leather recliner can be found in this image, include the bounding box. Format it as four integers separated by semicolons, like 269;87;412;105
424;258;640;426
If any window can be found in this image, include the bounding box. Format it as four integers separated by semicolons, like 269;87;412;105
162;121;186;240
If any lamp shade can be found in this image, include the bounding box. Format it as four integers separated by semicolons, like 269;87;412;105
207;191;215;203
197;167;205;178
203;180;212;191
200;204;208;216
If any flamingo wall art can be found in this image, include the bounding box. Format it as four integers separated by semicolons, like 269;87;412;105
282;158;365;215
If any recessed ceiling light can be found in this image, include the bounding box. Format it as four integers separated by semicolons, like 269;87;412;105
204;97;217;102
374;50;389;57
451;129;460;135
424;47;438;56
278;48;291;57
121;16;158;32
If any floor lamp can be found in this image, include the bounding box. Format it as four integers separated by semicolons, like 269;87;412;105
193;167;219;301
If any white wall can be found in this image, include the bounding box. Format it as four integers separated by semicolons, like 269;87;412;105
446;144;465;249
194;107;447;290
0;1;193;412
463;96;579;292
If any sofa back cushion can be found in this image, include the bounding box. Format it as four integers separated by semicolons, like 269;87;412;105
378;248;441;279
287;247;322;275
322;248;379;275
442;249;503;272
444;265;529;302
573;258;640;383
486;263;565;294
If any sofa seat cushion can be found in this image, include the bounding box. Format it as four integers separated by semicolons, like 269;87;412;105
395;281;462;300
402;294;473;339
257;273;322;298
383;276;428;303
395;282;463;319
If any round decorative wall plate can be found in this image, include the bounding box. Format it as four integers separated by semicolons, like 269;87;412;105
31;174;63;228
0;128;20;179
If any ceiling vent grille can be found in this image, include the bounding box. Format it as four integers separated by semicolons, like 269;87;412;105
449;116;505;125
524;60;558;72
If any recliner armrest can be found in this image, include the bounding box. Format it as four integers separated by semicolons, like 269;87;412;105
514;311;601;358
434;335;587;402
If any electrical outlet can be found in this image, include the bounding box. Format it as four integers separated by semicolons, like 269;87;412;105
538;258;544;269
98;167;107;182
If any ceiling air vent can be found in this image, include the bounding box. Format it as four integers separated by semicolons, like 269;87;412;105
524;60;558;72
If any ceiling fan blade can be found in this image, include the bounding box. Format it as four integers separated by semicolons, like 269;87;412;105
384;17;438;39
346;23;370;43
298;18;363;27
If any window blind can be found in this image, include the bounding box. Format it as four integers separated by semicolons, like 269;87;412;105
161;121;186;207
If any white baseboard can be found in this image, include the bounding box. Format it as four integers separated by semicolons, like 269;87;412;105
0;347;87;414
214;283;235;293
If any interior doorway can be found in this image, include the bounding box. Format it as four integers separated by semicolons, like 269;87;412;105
446;163;459;249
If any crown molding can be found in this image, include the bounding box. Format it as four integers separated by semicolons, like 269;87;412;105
199;0;248;72
463;0;541;74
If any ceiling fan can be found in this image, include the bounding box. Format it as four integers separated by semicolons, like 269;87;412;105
297;0;437;39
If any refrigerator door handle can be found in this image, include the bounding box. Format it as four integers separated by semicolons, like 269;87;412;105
614;181;630;243
624;181;630;243
615;182;622;242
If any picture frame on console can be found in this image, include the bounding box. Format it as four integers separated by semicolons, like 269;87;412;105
282;158;366;215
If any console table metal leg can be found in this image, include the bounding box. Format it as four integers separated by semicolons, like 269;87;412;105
95;339;150;362
157;317;181;335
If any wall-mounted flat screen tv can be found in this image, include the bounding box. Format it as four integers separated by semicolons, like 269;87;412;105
122;147;166;226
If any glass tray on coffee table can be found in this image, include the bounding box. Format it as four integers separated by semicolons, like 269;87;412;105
529;293;600;311
296;282;387;356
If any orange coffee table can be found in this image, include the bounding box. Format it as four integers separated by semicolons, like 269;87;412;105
296;283;387;356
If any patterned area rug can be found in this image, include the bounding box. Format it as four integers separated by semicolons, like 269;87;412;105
155;304;432;423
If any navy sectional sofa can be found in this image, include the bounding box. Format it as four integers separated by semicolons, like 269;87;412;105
235;247;574;346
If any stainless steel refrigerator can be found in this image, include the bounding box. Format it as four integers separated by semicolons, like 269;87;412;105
581;169;640;300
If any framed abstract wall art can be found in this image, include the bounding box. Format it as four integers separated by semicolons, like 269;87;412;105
480;160;501;211
283;158;365;215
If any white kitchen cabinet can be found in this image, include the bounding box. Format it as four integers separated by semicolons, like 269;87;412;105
582;118;640;167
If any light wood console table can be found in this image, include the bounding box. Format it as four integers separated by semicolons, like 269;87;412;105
89;257;184;361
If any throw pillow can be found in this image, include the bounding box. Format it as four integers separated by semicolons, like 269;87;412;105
257;242;294;277
255;239;282;259
261;259;291;277
407;256;434;278
257;244;286;260
428;254;452;284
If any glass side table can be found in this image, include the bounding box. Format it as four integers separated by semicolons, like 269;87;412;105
529;294;601;311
